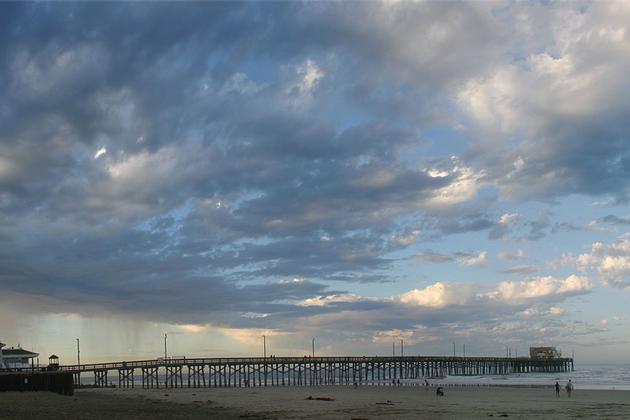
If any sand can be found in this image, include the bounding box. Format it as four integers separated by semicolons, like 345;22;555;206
0;390;243;420
2;385;629;419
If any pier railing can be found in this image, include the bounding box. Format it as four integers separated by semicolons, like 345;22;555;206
59;355;566;372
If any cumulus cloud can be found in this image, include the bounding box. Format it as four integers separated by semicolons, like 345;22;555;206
399;282;475;308
562;238;630;289
487;275;592;303
459;2;630;201
422;158;487;210
393;276;590;316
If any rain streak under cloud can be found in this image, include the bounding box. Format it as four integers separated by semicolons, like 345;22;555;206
1;1;630;363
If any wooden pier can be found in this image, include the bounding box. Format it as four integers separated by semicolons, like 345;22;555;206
58;356;574;389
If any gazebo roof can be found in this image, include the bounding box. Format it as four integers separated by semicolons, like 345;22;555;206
49;354;59;359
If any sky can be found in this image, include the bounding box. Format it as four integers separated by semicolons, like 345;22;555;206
1;1;630;365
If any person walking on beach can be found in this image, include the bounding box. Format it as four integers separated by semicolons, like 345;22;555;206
555;381;560;397
565;380;573;397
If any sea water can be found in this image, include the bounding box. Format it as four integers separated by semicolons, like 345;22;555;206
435;364;630;390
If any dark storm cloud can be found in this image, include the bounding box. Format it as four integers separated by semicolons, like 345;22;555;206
1;2;500;329
0;1;620;337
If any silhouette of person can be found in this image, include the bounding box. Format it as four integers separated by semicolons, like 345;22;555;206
565;379;573;397
555;381;560;397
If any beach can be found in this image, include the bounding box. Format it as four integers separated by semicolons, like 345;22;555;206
2;385;629;419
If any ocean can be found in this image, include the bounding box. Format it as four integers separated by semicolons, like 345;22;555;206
436;364;630;390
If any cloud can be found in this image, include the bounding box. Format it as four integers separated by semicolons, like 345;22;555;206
563;238;630;289
459;2;630;202
297;58;325;95
415;250;454;263
281;277;594;347
487;275;592;303
518;306;565;318
299;294;362;307
603;214;630;226
2;2;494;324
497;249;525;261
500;213;519;225
488;213;519;239
372;329;419;345
178;324;209;334
399;282;475;308
389;230;421;247
457;251;487;267
502;264;538;275
0;2;626;355
422;159;487;209
415;250;487;267
93;147;107;160
547;307;565;317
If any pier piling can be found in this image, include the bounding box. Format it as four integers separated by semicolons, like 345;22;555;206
58;355;573;389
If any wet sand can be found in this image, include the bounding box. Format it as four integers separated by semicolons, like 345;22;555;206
0;390;243;420
2;385;629;419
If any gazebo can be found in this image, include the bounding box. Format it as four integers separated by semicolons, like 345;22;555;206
48;354;60;370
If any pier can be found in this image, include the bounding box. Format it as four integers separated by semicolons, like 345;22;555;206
57;356;574;389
